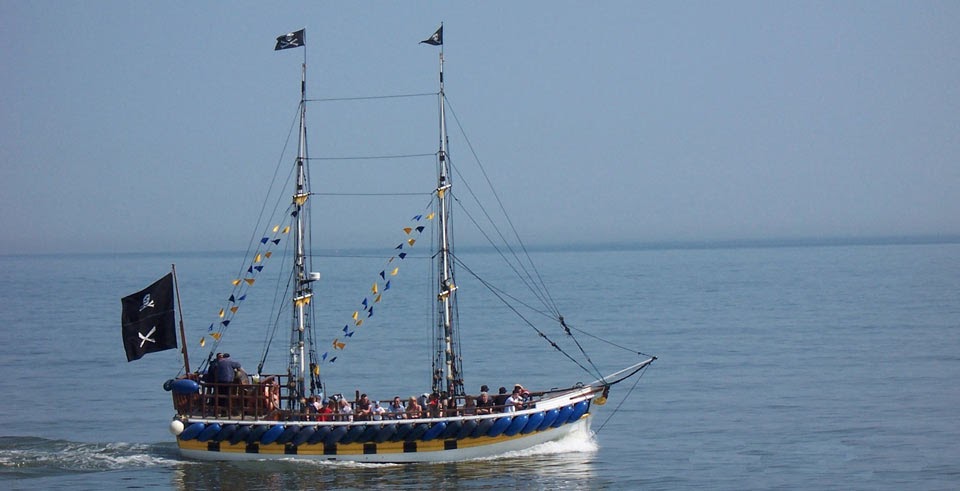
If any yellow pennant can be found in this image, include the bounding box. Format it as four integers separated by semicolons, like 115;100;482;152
282;226;290;234
403;227;413;235
390;267;399;276
355;319;364;327
219;309;225;318
272;225;280;233
312;365;320;376
199;337;206;347
230;306;239;313
244;278;255;286
407;238;416;246
375;294;382;303
265;251;273;258
352;311;359;320
426;212;435;220
211;332;222;341
437;189;445;199
372;283;379;294
255;253;262;263
232;279;241;286
333;339;345;350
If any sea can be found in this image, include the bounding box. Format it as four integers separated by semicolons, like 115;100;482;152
0;239;957;490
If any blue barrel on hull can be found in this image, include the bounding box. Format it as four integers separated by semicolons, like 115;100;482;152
260;424;285;445
339;424;367;444
457;419;478;439
538;409;560;431
421;422;447;441
374;424;397;443
230;425;251;445
568;401;589;422
276;425;300;445
197;423;222;442
521;412;545;434
552;405;574;427
214;424;237;442
503;415;528;436
292;426;315;446
405;423;429;441
180;422;205;441
325;425;348;445
487;417;512;437
247;425;269;444
472;418;494;438
308;425;331;444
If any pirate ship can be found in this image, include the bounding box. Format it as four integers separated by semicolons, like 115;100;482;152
122;27;655;462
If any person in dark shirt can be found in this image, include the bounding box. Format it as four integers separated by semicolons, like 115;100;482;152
493;386;509;412
215;353;242;383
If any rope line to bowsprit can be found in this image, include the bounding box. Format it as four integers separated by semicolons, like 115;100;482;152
594;363;651;435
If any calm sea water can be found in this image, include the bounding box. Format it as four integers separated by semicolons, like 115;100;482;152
0;241;958;490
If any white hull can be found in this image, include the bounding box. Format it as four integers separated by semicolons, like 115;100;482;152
178;415;591;463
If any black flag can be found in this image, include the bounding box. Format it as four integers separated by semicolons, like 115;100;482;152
420;26;442;46
121;273;177;362
275;29;305;50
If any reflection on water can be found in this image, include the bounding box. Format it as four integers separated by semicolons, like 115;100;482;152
171;432;602;490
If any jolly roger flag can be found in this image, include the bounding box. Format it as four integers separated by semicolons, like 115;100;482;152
275;29;305;50
420;25;442;46
121;273;178;362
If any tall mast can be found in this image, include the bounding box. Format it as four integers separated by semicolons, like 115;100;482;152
432;29;464;398
289;60;311;404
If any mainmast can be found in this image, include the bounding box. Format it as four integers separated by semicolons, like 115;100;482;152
289;60;311;405
428;25;464;398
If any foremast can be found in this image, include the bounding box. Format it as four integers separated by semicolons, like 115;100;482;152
430;29;465;399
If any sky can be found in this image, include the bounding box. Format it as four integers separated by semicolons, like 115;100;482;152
1;1;958;254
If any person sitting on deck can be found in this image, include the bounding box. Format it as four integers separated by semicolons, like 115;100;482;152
337;397;354;421
426;392;442;418
318;399;336;421
371;401;386;420
406;396;423;419
493;387;509;412
505;387;525;413
355;393;372;421
463;395;477;416
476;392;495;415
388;396;406;419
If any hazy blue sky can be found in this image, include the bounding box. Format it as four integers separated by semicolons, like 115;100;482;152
2;1;958;254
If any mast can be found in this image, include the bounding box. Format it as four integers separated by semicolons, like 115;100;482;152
289;60;311;405
432;28;464;398
171;263;190;373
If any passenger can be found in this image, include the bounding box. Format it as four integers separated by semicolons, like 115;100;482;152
318;399;335;421
426;392;442;418
355;393;372;421
306;396;322;420
337;397;354;421
493;387;509;412
480;384;489;394
445;393;458;416
505;387;524;412
406;396;423;419
371;401;386;421
476;391;495;415
388;396;406;419
463;395;477;416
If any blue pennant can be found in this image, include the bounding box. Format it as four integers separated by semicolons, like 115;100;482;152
221;320;230;327
361;298;368;308
345;331;354;337
228;295;235;303
261;237;269;244
329;356;337;363
416;226;425;233
238;294;247;301
379;270;385;280
321;352;328;361
342;325;349;333
368;307;374;317
272;239;280;245
208;323;214;332
247;266;253;273
254;265;264;272
395;244;403;250
413;214;423;221
399;252;407;260
384;281;391;291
